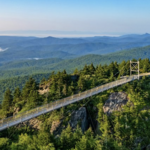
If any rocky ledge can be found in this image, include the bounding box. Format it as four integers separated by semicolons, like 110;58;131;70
103;92;129;115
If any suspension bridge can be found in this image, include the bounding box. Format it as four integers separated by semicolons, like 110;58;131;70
0;72;150;131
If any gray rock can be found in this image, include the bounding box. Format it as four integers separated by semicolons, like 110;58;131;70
103;92;129;115
50;107;88;136
69;107;88;132
146;144;150;150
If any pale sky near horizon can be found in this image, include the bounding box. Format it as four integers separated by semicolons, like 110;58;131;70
0;0;150;37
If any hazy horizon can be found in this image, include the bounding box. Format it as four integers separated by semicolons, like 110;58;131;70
0;0;150;37
0;30;149;38
0;30;124;37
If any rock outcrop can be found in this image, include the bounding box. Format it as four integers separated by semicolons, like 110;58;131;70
19;118;41;130
38;82;50;95
69;107;88;132
50;107;88;136
103;92;129;115
13;107;20;116
146;144;150;150
50;120;63;135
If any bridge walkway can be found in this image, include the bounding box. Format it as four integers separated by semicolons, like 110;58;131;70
0;73;150;131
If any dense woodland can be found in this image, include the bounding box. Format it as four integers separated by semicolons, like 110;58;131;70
0;45;150;103
0;58;150;149
1;45;150;80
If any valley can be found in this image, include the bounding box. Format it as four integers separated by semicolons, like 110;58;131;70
0;34;150;149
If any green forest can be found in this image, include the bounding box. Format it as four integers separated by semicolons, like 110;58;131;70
0;58;150;149
1;45;150;103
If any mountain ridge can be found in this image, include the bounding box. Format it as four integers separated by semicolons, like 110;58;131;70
1;34;150;63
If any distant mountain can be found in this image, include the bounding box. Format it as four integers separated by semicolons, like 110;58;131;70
1;45;150;80
0;49;74;63
0;58;63;70
0;44;150;102
0;36;37;47
0;34;150;63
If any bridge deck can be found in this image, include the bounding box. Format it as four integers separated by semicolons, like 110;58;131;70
0;73;149;131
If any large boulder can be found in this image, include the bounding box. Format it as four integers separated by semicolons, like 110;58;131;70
103;92;129;115
146;144;150;150
50;107;88;136
69;107;88;132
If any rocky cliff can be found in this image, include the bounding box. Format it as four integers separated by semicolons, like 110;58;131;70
103;92;129;115
50;107;88;135
69;107;88;132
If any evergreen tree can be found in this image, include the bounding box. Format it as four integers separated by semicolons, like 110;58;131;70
59;124;74;149
22;77;38;101
119;60;127;76
82;65;89;75
95;64;106;78
2;88;13;111
62;84;67;96
78;76;86;91
13;87;21;104
89;63;95;75
74;68;79;75
91;78;96;88
50;81;57;96
62;69;67;75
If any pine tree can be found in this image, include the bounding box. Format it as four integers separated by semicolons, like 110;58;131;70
62;84;67;96
89;63;95;75
27;90;40;108
82;65;89;75
74;68;79;75
95;64;106;78
13;87;21;104
22;77;38;101
91;78;96;88
60;124;74;149
100;114;111;143
62;69;67;75
2;89;13;111
50;81;57;95
78;76;85;91
114;116;122;142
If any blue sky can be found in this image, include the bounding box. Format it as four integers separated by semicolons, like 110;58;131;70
0;0;150;37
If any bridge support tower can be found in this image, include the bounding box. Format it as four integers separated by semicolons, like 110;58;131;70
130;60;139;80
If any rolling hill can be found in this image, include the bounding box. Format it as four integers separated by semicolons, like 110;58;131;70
0;45;150;80
1;33;150;63
0;44;150;103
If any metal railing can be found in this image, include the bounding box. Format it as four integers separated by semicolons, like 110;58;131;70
0;74;143;131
